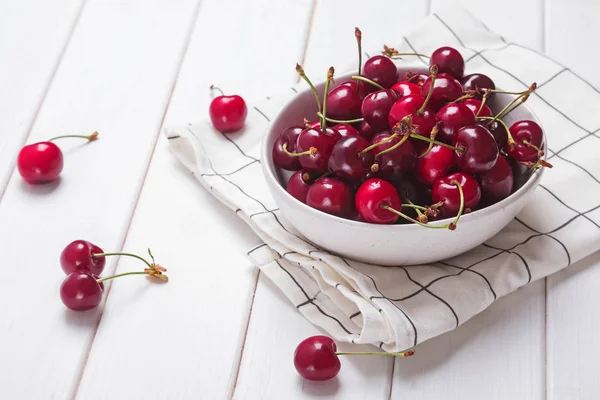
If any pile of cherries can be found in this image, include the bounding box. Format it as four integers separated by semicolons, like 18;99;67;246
273;29;550;229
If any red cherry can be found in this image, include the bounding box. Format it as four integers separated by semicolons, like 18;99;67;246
294;336;341;381
333;123;360;138
432;172;481;217
363;55;397;89
17;142;64;184
480;156;514;202
287;170;313;203
60;240;106;276
326;83;362;121
452;125;499;174
416;144;455;186
480;120;507;147
463;98;492;118
435;103;476;143
391;81;422;97
328;136;374;181
339;80;375;100
307;120;322;129
404;72;429;87
421;73;463;110
430;46;465;80
460;73;495;98
508;120;544;162
306;177;353;218
296;127;341;173
361;89;400;130
387;95;436;136
209;87;247;133
60;271;103;311
355;178;401;224
357;120;378;141
273;126;304;171
370;132;416;181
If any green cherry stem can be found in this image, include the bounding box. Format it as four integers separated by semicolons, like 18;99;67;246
418;65;438;116
476;90;490;117
477;116;516;149
351;75;385;90
282;142;317;157
410;133;461;151
382;205;449;229
335;349;415;357
92;251;153;269
451;93;474;103
374;135;409;158
209;85;225;96
360;133;399;154
49;132;98;142
448;180;465;231
320;67;335;132
401;203;429;211
296;63;322;114
488;82;536;123
417;122;441;159
355;27;363;83
316;112;364;124
97;271;153;283
405;197;428;223
93;248;168;282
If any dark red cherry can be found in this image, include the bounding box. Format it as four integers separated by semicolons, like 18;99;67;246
416;144;455;186
296;127;341;173
430;46;464;80
463;98;492;118
460;73;495;98
421;73;463;110
391;81;421;97
294;336;341;381
287;170;313;203
60;240;106;276
387;95;436;136
333;123;360;138
370;132;416;181
307;120;321;129
508;120;544;162
435;103;476;143
404;72;429;87
453;125;499;174
60;271;103;311
339;79;376;99
432;172;481;217
272;126;304;170
328;136;374;181
361;89;400;130
357;121;378;141
327;84;363;120
480;120;507;147
306;177;353;218
363;55;397;89
355;178;401;224
480;156;514;202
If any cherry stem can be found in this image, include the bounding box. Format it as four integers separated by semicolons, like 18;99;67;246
476;90;490;117
282;142;317;157
335;350;414;357
477;116;516;148
382;205;449;229
316;112;364;124
405;197;427;222
418;65;438;115
48;132;98;142
321;67;335;132
296;64;322;114
374;135;409;158
360;133;399;154
489;83;536;123
451;93;474;103
92;251;153;269
382;44;429;59
410;133;461;151
448;180;465;231
209;85;224;96
355;27;362;81
351;75;384;91
388;53;430;59
401;203;428;211
97;271;153;283
522;140;544;155
418;122;441;159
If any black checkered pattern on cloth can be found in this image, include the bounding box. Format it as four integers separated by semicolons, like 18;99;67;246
165;9;600;352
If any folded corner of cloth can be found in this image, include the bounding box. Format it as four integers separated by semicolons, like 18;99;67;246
164;9;600;352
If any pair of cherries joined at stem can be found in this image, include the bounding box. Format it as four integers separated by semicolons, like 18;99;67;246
60;240;168;311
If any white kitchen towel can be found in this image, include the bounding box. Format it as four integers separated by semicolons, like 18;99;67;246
165;9;600;352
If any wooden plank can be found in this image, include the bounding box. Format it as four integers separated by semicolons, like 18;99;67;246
545;1;600;398
0;0;84;197
75;0;315;399
0;1;199;398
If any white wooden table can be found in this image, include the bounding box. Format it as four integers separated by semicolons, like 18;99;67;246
1;0;598;398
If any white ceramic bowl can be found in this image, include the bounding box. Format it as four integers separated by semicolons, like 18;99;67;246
261;70;545;266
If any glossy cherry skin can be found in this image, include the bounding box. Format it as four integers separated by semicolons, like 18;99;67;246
480;156;514;202
273;126;304;170
453;125;499;174
363;55;397;89
387;95;436;136
430;46;465;79
296;127;341;173
481;120;507;147
463;98;492;118
327;84;363;121
339;79;375;99
416;144;455;186
421;73;463;111
209;94;247;133
508;120;544;162
60;271;103;311
17;142;64;184
370;132;416;181
294;336;341;381
435;103;476;143
60;240;106;276
287;170;313;203
357;121;378;142
405;72;429;87
432;172;481;218
307;120;322;129
361;89;400;130
355;178;402;224
460;73;495;98
391;81;421;97
333;123;360;138
306;177;353;218
329;136;374;181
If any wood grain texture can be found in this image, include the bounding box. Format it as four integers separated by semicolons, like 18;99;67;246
0;0;199;398
76;0;315;399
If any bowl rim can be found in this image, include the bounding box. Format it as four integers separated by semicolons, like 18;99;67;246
261;72;545;231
